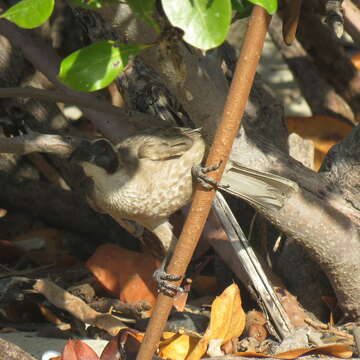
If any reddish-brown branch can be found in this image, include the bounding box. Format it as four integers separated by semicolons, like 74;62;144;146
135;6;271;360
282;0;303;45
297;0;360;122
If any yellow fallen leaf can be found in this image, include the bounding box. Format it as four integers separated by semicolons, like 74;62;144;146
233;343;352;359
186;283;246;360
159;332;199;360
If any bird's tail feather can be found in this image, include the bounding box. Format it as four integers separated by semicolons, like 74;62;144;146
219;161;298;210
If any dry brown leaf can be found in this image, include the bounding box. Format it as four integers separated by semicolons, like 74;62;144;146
233;343;352;358
245;310;268;342
191;275;217;296
274;289;306;327
186;283;245;360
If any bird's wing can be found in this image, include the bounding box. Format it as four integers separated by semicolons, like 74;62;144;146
137;127;196;161
220;161;298;210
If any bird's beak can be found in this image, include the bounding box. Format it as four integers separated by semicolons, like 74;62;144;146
69;139;94;163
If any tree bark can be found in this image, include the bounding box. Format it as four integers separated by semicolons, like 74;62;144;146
297;0;360;122
269;14;355;124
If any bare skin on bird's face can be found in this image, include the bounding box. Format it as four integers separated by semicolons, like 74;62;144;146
72;127;206;256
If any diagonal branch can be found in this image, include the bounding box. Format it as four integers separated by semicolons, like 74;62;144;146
0;87;129;118
0;132;81;157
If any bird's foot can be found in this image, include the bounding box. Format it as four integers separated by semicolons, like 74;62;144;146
192;162;225;190
153;268;188;297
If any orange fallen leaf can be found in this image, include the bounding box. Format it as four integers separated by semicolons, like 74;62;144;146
61;340;99;360
351;52;360;69
173;279;191;312
287;115;353;170
86;243;161;308
234;343;352;359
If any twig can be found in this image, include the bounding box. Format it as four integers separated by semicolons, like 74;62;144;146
0;87;130;118
0;264;53;279
0;132;81;157
33;279;126;336
135;6;271;360
305;317;354;340
89;298;151;319
27;153;70;190
282;0;303;45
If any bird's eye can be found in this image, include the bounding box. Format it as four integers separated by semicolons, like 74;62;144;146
94;140;109;153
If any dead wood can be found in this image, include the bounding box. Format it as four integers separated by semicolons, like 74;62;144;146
0;171;137;250
33;279;126;336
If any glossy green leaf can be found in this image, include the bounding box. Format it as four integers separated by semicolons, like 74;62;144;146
126;0;160;32
231;0;253;18
248;0;277;14
0;0;54;29
161;0;232;50
58;40;150;92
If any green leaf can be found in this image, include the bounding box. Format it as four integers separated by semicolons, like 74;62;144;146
0;0;54;29
231;0;253;18
58;40;150;92
248;0;277;14
126;0;160;32
161;0;232;50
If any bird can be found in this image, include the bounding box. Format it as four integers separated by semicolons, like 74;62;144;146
70;126;298;294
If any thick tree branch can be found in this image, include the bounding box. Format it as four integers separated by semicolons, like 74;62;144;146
343;0;360;45
269;14;355;123
297;0;360;122
0;171;134;247
0;87;131;119
0;18;156;142
0;132;81;157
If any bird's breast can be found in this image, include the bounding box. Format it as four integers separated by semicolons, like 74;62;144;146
88;134;205;223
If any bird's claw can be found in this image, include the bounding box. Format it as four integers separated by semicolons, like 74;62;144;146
192;161;223;190
153;269;188;297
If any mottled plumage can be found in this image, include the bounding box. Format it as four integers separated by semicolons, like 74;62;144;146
72;127;205;253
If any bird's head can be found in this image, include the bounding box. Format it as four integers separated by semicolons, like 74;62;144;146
70;138;119;175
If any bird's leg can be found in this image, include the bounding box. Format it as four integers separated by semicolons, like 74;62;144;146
192;161;228;190
148;220;187;297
